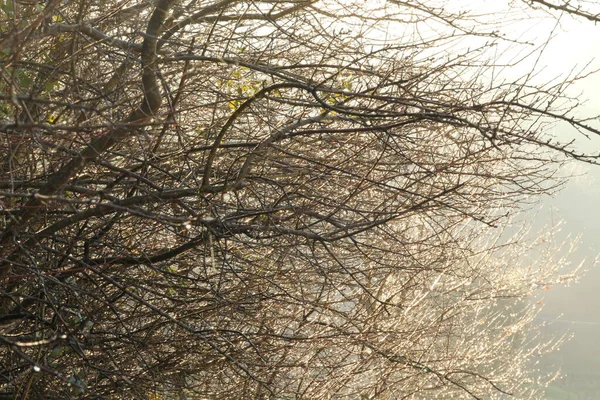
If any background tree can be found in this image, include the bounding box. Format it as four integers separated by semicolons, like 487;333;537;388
0;0;597;398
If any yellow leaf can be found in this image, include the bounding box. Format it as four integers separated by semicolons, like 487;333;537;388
228;100;241;111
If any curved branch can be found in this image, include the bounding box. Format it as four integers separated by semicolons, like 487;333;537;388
201;82;312;188
231;115;326;189
0;0;177;276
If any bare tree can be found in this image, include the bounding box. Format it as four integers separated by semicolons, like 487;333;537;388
0;0;596;398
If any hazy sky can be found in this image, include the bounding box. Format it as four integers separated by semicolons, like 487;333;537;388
428;2;600;396
499;6;600;398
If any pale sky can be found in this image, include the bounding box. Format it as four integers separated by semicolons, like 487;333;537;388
485;4;600;397
395;1;600;395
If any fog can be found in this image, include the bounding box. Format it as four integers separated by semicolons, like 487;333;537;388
535;164;600;398
453;3;600;397
521;17;600;400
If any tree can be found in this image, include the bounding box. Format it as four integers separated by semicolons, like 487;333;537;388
0;0;596;398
